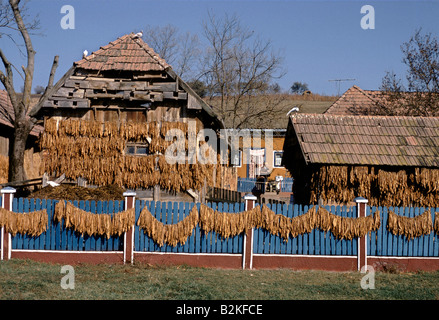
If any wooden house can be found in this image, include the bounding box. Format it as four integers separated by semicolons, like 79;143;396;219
37;33;234;200
226;128;291;181
282;113;439;207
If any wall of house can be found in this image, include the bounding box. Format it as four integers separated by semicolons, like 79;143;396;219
235;135;291;181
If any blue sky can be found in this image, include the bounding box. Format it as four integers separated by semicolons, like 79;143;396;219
1;0;438;96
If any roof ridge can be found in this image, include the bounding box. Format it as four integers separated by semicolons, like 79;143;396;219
130;33;170;70
353;85;379;103
291;112;439;121
73;33;170;71
75;34;130;66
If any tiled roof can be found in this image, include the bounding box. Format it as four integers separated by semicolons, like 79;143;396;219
0;89;14;129
324;85;381;115
0;90;43;137
74;33;170;72
289;113;439;168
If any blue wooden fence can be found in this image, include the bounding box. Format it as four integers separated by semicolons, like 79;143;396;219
237;177;293;193
368;206;439;257
134;200;246;253
7;197;439;258
11;198;126;251
253;204;358;256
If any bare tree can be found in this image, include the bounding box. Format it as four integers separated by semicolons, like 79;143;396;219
142;24;200;80
0;0;58;183
199;11;286;129
376;29;439;116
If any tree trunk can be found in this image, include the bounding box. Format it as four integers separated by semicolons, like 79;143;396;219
9;118;32;183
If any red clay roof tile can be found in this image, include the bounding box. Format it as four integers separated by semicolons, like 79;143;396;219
74;33;170;72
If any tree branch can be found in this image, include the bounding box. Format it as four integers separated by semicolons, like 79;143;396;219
28;55;58;118
9;0;35;113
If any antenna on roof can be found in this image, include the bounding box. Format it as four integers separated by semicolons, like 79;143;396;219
328;78;356;96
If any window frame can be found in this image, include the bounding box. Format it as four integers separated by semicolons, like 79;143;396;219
125;142;150;156
273;150;284;168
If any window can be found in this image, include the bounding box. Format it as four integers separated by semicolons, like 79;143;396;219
232;150;242;167
126;143;149;156
273;151;284;167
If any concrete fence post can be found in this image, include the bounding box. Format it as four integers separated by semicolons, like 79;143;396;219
355;196;368;271
243;193;257;270
123;191;136;265
1;187;16;261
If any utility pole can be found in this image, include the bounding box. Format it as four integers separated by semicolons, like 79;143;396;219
328;79;356;96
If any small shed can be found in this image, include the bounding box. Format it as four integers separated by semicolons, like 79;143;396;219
282;113;439;207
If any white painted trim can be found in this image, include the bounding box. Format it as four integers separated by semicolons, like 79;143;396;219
131;226;135;264
123;191;137;198
8;233;11;260
249;228;254;269
134;251;240;257
12;249;122;253
242;233;246;270
357;203;360;271
123;232;127;264
1;187;16;194
272;150;285;168
1;226;3;261
252;254;356;259
369;255;439;260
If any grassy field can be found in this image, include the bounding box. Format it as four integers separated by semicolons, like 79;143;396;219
1;259;439;301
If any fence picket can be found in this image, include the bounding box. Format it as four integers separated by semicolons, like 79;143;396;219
434;208;439;257
195;202;201;253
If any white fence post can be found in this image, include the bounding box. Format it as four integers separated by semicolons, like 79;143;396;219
1;187;16;261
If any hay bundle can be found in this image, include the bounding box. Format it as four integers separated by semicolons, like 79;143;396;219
54;201;135;239
136;203;382;246
136;205;199;247
0;207;48;237
0;154;8;184
387;210;433;240
199;204;258;239
306;164;439;207
435;212;439;235
318;207;381;240
40;118;218;193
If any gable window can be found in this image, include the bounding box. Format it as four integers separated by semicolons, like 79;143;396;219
273;151;284;168
126;143;149;156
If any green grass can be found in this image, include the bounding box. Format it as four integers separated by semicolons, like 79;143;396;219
1;259;439;300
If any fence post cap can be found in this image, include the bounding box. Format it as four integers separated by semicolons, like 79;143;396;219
354;196;368;203
1;187;16;194
243;193;257;200
123;190;136;197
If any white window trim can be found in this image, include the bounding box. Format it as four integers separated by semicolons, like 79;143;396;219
273;150;284;168
232;150;242;167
